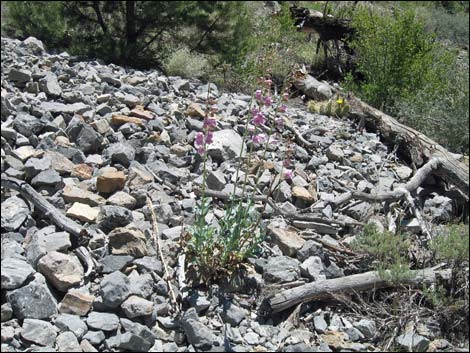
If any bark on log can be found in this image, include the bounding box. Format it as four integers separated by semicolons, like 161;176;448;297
293;73;469;200
1;175;90;242
267;268;452;313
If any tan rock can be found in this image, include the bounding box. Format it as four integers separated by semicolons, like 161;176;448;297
292;186;316;202
268;226;305;257
91;119;110;134
107;191;137;209
108;227;148;257
395;165;413;180
59;290;95;316
38;251;84;292
62;185;105;206
130;108;154;120
45;151;75;174
71;163;94;180
121;295;154;318
111;114;143;126
128;164;154;189
13;146;38;161
66;202;100;222
170;143;192;157
185;102;206;118
96;171;127;193
55;135;72;146
350;153;364;163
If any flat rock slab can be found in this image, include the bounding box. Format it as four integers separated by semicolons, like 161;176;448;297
59;290;95;316
111;114;143;126
21;319;57;347
86;312;120;331
108;227;148;257
1;196;30;231
268;226;305;257
96;170;127;193
7;274;58;319
1;257;35;290
62;185;105;206
66;202;100;223
37;251;84;292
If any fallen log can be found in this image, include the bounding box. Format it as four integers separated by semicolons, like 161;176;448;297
267;267;452;313
293;73;469;201
1;175;90;243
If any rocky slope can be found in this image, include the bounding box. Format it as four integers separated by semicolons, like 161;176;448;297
0;36;460;352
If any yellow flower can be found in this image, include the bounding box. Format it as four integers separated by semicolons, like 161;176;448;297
336;98;344;105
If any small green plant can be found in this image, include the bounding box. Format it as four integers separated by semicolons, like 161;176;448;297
163;47;209;79
352;223;413;282
186;78;292;281
430;223;469;265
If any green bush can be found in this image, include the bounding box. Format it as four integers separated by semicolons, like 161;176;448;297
215;2;319;92
163;47;209;79
430;223;469;264
345;6;454;113
351;223;413;282
3;1;68;48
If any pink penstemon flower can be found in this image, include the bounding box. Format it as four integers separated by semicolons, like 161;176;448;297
203;118;217;130
255;90;263;102
264;96;273;107
252;133;266;145
284;169;293;180
275;117;284;129
206;131;214;144
195;132;204;147
252;112;266;126
279;104;287;113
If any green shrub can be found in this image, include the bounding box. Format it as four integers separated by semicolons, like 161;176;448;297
430;223;469;264
163;47;209;79
3;1;68;48
345;6;454;113
351;223;413;282
395;53;469;153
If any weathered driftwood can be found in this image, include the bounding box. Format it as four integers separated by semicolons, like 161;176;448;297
1;175;90;241
293;73;469;201
267;268;452;313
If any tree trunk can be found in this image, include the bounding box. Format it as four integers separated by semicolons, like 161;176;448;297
125;1;137;61
267;268;452;313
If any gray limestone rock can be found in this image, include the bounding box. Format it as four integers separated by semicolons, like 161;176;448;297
262;256;301;283
86;312;120;332
99;271;131;308
207;129;245;162
105;143;136;167
300;256;326;281
21;319;57;347
56;331;81;352
1;196;30;232
1;257;35;290
55;314;88;339
97;205;134;232
181;308;221;350
7;273;58;319
13;113;45;137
